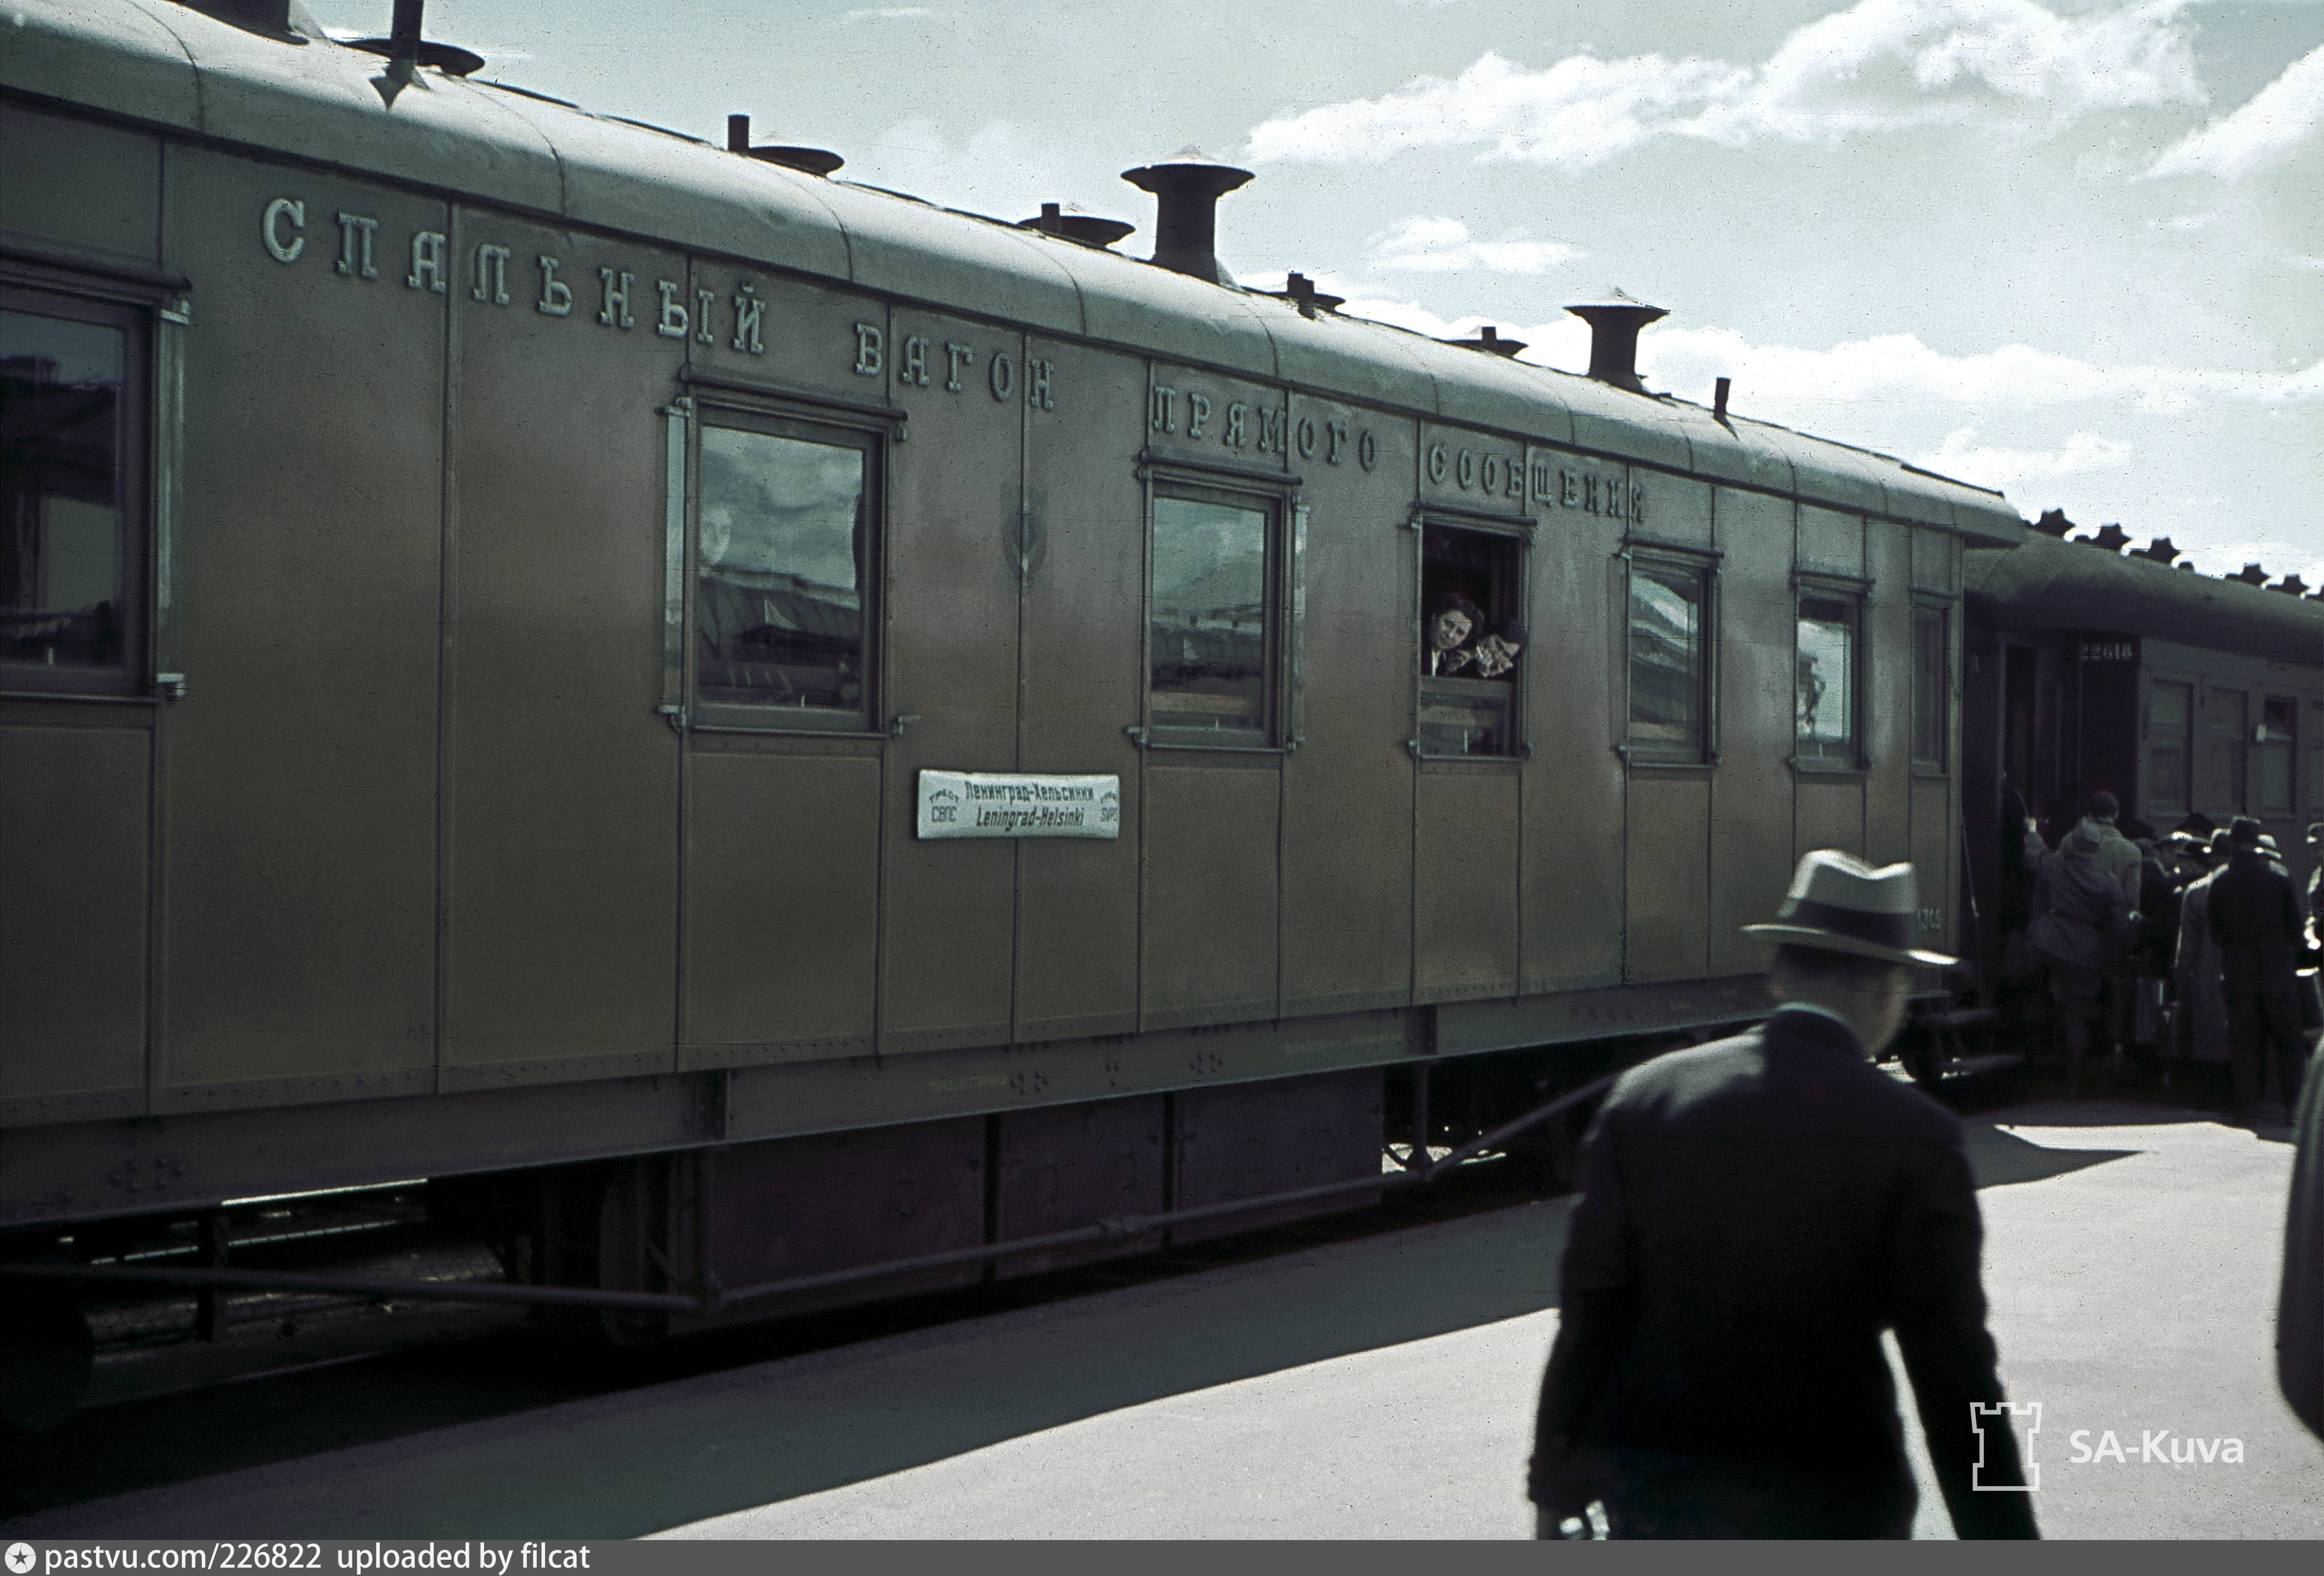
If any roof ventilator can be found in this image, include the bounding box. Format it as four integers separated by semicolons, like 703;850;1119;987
725;116;844;176
2231;563;2269;586
1017;203;1135;249
349;0;484;100
1565;289;1668;394
2072;524;2132;552
2134;537;2180;564
1274;273;1345;318
1120;151;1254;286
1445;325;1528;357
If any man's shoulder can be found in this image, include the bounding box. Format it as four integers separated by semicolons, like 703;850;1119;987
1605;1019;1964;1144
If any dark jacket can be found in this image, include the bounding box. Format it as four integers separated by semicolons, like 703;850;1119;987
1530;1007;2038;1539
2283;1049;2324;1441
2209;848;2302;991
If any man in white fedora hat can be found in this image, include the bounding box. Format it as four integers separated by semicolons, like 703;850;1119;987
1528;850;2038;1539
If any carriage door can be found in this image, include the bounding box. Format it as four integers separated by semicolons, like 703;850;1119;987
2203;687;2247;820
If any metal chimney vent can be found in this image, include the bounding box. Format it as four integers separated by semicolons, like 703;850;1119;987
1018;203;1135;249
1445;325;1527;357
1120;150;1253;285
1565;288;1668;393
725;116;844;176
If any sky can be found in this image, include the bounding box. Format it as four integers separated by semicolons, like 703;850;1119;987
309;0;2324;588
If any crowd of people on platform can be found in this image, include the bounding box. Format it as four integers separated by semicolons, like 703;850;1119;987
2006;788;2320;1120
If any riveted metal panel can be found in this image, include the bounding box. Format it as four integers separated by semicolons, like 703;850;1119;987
484;91;853;282
0;104;159;269
1625;773;1710;982
1415;767;1522;999
994;1097;1165;1276
1763;427;1889;518
1144;363;1288;472
1522;471;1622;995
1865;520;1914;867
1076;257;1278;380
682;745;879;1067
1141;761;1280;1030
1430;354;1564;444
830;186;1083;337
1708;488;1800;975
1703;418;1802;499
0;725;147;1114
877;309;1021;1055
1911;776;1955;956
1634;472;1712;550
1417;423;1528;514
1567;385;1694;472
723;1010;1415;1142
157;151;437;1101
1014;338;1144;1044
695;1117;985;1305
0;1074;718;1229
1282;401;1413;1017
1912;525;1958;592
1439;975;1772;1057
1171;1068;1382;1242
1796;776;1867;861
1799;505;1865;579
442;212;681;1087
1267;310;1448;416
0;1;201;132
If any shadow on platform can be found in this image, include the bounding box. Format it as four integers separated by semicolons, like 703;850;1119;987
1962;1122;2140;1188
0;1200;1571;1540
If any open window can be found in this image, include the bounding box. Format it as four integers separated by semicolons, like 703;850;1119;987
1;285;150;695
1146;482;1285;747
691;409;880;732
1417;520;1526;758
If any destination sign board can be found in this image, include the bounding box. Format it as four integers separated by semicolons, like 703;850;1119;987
916;770;1121;840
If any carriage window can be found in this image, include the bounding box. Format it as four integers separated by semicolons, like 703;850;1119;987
694;419;876;728
2258;697;2294;816
1417;523;1525;757
2;297;143;687
1149;489;1276;742
2147;681;2192;815
1627;559;1709;762
1911;606;1947;773
1796;593;1858;767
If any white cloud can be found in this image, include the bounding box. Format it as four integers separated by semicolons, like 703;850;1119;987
1640;326;2324;415
1368;217;1583;273
1920;426;2135;493
2147;40;2324;179
1246;0;2203;166
841;7;936;22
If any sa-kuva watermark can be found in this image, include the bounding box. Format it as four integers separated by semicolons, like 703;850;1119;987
1971;1402;2247;1489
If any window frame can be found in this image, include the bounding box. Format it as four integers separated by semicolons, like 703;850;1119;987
1619;545;1718;769
1135;463;1300;754
1412;509;1533;762
0;275;163;702
681;396;891;738
1792;574;1869;773
1909;598;1951;776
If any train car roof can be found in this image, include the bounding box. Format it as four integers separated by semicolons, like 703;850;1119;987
1967;531;2324;668
7;0;2028;545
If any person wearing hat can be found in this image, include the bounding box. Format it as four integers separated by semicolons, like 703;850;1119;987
2211;818;2307;1120
1528;851;2038;1539
2173;830;2235;1085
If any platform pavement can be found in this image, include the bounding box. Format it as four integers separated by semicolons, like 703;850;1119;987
5;1101;2316;1540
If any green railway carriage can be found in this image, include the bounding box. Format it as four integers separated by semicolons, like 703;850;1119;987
3;0;2026;1361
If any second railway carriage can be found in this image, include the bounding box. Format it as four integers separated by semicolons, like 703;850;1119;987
2;0;2024;1375
1957;527;2324;1032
